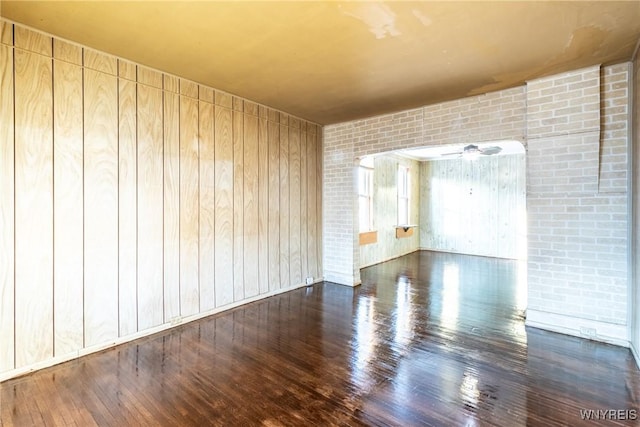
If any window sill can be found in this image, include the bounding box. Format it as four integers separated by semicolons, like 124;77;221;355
395;225;417;238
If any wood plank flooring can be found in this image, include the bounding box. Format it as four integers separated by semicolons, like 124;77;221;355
1;251;639;426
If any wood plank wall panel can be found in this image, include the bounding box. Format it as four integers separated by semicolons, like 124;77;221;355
279;123;290;290
138;67;163;89
244;114;260;298
300;125;308;281
268;121;280;291
164;74;179;94
307;129;318;280
289;126;302;287
163;91;181;321
0;21;12;45
217;91;232;109
233;109;245;301
14;26;51;56
181;79;199;99
422;162;438;250
245;101;259;117
214;106;234;307
53;39;82;65
316;128;323;278
451;162;463;251
486;159;499;257
419;155;525;260
118;78;138;337
0;19;324;378
179;95;200;316
119;60;137;81
84;49;117;75
466;160;480;250
53;58;84;356
516;155;526;259
0;43;15;373
497;155;526;259
359;154;421;269
258;116;269;294
199;100;216;311
497;157;510;257
137;84;164;329
199;86;214;104
83;68;119;347
14;49;54;366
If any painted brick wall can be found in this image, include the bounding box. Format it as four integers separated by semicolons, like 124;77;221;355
353;108;424;158
632;54;640;361
527;65;628;338
422;86;526;146
324;89;526;284
600;64;630;193
323;122;359;284
526;67;601;138
324;63;630;344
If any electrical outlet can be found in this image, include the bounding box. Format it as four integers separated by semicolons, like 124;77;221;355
170;316;182;326
306;277;313;285
579;326;596;338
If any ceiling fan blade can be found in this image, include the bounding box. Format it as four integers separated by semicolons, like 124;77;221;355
439;151;463;157
480;146;502;155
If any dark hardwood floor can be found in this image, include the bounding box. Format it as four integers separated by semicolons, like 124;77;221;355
2;251;639;426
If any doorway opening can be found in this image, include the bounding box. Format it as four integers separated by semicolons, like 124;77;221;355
356;140;527;312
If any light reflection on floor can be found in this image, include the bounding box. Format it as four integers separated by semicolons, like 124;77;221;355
2;250;638;426
349;250;637;426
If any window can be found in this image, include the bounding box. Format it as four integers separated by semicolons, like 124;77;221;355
397;165;410;225
358;160;374;232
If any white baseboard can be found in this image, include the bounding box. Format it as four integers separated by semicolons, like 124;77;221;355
323;270;361;287
630;341;640;370
526;309;629;347
418;247;522;260
359;248;420;269
0;281;316;383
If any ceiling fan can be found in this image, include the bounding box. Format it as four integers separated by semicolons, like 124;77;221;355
440;144;502;159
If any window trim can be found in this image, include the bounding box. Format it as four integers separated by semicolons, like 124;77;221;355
397;165;410;226
358;164;374;232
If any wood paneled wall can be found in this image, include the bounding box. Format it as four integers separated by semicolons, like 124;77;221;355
419;154;526;260
0;22;323;378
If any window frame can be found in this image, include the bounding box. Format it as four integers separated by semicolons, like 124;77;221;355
397;165;410;226
358;164;374;232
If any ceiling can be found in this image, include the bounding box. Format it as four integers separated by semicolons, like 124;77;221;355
2;1;639;125
396;140;525;161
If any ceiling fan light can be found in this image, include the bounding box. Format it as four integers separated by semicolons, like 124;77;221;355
462;144;480;160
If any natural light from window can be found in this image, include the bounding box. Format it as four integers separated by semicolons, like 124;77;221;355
397;165;409;225
358;158;374;232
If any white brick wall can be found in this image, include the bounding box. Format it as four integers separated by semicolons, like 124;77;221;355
324;88;527;284
353;108;424;158
526;65;628;330
631;53;640;361
527;133;600;193
527;66;601;138
323;123;360;284
323;63;630;343
423;87;526;146
600;64;629;193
